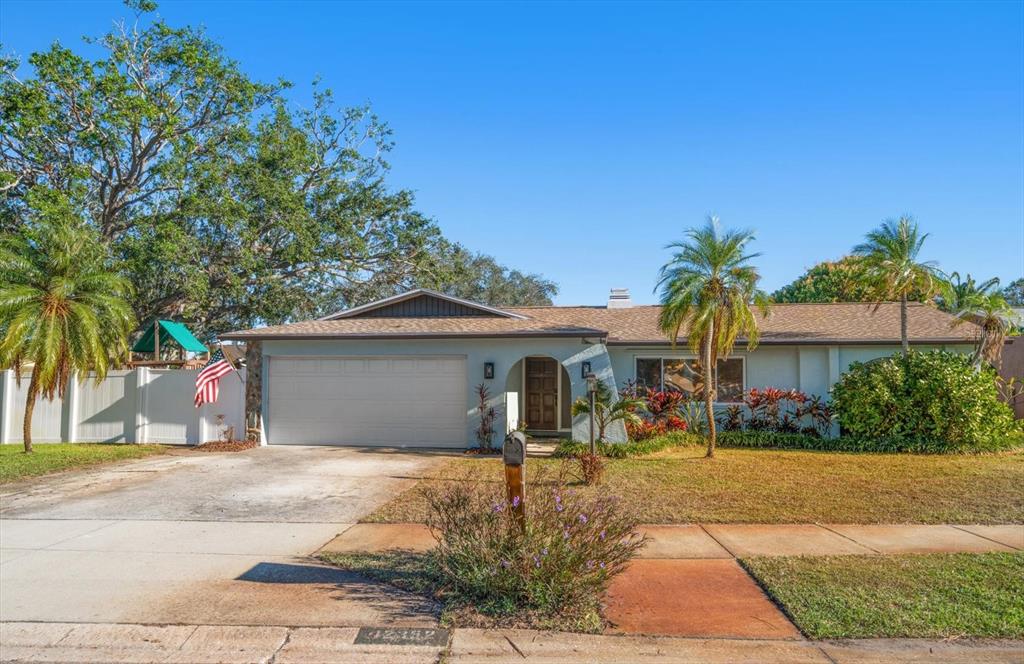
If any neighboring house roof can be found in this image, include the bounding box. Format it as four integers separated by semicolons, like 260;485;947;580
132;320;209;354
222;293;979;345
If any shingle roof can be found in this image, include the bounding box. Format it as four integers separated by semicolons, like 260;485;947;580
222;301;978;345
220;316;605;340
502;302;979;345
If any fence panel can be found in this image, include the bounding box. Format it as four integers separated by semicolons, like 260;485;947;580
7;374;64;442
0;368;245;445
77;370;135;443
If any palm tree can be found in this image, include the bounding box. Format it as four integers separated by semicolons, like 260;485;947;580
939;272;1000;313
853;217;946;354
656;217;768;458
0;217;134;452
952;291;1015;368
571;381;646;442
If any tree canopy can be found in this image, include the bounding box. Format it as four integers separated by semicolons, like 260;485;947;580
770;255;936;304
1;10;556;340
1003;278;1024;307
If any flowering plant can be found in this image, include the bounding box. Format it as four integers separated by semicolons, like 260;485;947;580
719;387;832;436
421;465;644;625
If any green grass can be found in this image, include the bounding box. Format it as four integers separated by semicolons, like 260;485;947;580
0;443;168;484
366;447;1024;524
317;551;603;632
741;553;1024;639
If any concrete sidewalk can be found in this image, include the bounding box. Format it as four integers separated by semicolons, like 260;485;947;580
319;522;1024;558
2;621;1022;663
318;522;1024;640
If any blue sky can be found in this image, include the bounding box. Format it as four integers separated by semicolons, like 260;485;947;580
2;0;1022;305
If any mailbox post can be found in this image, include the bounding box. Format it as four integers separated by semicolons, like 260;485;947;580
503;431;527;531
585;372;598;455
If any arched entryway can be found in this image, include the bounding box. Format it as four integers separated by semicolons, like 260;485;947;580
504;355;573;437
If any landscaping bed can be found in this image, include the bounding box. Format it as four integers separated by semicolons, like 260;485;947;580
0;443;168;484
318;550;606;632
741;552;1024;639
192;440;259;452
364;447;1024;524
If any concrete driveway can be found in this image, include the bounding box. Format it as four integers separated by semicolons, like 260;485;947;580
0;446;445;627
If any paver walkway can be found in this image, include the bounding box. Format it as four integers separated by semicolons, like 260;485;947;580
320;522;1024;557
3;621;1022;663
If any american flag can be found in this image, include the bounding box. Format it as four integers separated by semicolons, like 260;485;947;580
194;349;235;408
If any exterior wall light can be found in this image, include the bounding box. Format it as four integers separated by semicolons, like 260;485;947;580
581;361;592;378
484;362;495;380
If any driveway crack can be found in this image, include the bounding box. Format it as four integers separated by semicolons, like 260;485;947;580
267;627;292;664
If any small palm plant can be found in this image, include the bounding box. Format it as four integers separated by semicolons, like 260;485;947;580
0;204;135;452
656;217;768;458
952;291;1016;369
940;272;1001;313
571;380;646;442
853;217;947;354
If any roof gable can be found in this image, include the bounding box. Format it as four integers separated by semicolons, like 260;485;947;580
321;289;526;320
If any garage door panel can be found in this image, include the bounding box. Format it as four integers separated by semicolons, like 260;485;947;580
268;355;466;447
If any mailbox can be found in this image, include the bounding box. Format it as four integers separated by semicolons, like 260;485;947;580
503;431;526;466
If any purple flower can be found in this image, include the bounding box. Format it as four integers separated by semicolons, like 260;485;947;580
541;547;548;556
586;560;596;570
492;503;503;513
556;503;563;512
599;530;606;540
511;496;521;508
563;529;570;540
599;562;606;569
578;514;588;524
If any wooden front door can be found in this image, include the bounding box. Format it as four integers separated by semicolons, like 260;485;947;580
525;357;559;430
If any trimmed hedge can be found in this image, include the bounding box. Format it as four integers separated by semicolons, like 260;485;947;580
553;431;694;459
831;350;1020;453
558;429;1024;458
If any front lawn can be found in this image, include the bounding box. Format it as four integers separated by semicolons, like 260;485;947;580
742;553;1024;639
366;446;1024;524
0;443;168;484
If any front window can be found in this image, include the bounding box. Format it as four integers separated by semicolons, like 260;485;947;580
635;357;744;402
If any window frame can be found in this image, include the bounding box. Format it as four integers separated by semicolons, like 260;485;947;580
633;354;746;405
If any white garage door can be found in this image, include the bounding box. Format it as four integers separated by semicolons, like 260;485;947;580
268;356;467;447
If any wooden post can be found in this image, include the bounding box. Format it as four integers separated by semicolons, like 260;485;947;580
153;320;160;364
505;464;525;530
502;430;527;532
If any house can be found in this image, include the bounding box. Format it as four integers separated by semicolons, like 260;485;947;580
220;288;978;447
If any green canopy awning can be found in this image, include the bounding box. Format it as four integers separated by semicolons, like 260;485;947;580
132;320;209;354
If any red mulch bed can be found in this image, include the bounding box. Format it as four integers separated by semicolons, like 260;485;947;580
192;440;259;452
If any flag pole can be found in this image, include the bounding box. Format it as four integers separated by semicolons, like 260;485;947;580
216;340;246;384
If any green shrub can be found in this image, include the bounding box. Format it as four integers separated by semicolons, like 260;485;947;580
422;469;644;628
553;431;695;458
831;350;1020;452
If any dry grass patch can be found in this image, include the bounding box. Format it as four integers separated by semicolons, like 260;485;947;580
365;447;1024;524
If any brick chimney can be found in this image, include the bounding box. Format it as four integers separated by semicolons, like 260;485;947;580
607;288;633;309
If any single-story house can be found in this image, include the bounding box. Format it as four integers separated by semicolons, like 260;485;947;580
221;288;978;447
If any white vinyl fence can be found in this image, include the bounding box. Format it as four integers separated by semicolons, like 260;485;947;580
0;368;245;445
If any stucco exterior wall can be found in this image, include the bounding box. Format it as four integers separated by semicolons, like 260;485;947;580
607;343;975;400
259;337;624;446
257;339;976;447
